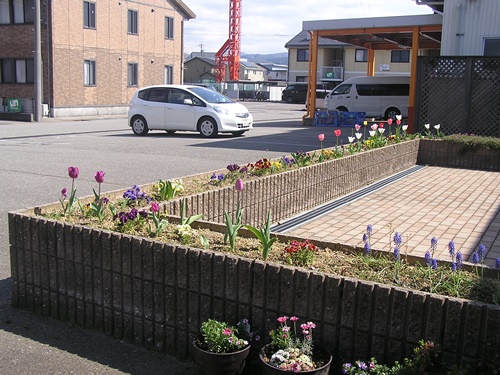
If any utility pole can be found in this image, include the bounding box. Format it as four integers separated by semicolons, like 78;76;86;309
34;0;43;121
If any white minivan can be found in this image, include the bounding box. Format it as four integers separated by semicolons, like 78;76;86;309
324;76;410;119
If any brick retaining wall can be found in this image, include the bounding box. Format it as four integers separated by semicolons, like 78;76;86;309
9;215;500;372
9;138;500;373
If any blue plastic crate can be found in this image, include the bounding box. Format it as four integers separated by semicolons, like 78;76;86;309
338;111;366;126
315;111;366;127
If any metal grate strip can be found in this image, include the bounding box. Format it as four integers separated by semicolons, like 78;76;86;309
271;165;426;233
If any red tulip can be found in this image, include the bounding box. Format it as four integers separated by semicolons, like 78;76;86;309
317;133;325;142
94;170;105;184
379;123;384;128
396;119;402;126
235;178;244;191
334;129;341;137
387;118;393;125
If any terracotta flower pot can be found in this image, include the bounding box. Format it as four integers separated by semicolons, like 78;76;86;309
193;335;251;375
259;343;332;374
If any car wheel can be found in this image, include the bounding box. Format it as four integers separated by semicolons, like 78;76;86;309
336;106;348;112
131;116;149;136
286;96;293;103
198;117;218;138
231;131;246;136
385;107;401;120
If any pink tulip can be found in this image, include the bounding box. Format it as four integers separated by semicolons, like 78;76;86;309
68;166;79;179
317;133;325;142
396;119;402;126
334;129;341;137
94;170;105;184
61;188;67;198
387;118;393;125
355;124;361;131
370;124;378;131
235;178;244;191
151;202;159;213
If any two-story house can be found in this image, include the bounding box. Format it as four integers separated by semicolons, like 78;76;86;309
0;0;195;117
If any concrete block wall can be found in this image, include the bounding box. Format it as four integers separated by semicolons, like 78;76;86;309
417;139;500;171
165;139;421;227
9;214;500;373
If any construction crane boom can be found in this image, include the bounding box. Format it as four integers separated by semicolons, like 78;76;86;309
215;0;241;82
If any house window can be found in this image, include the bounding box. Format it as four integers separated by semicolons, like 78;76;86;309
84;60;96;86
164;65;173;84
297;49;309;62
484;38;500;56
355;49;368;62
0;0;34;24
128;63;138;86
15;58;34;83
0;59;14;83
128;9;138;34
391;50;410;63
296;76;307;82
164;17;174;39
83;1;96;29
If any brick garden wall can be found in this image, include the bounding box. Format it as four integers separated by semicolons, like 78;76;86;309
9;139;500;373
8;215;500;373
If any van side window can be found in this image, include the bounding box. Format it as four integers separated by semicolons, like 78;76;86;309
356;84;409;96
331;84;351;95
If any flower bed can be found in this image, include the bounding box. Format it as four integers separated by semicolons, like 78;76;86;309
8;138;500;373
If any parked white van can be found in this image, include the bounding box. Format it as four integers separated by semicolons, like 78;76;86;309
324;76;410;119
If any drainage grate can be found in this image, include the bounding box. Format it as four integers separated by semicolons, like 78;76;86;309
271;165;426;233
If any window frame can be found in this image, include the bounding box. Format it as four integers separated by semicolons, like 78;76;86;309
83;1;96;29
0;59;14;83
84;59;96;86
391;50;410;63
484;38;500;56
355;49;368;62
127;63;138;86
164;16;174;39
0;0;34;24
296;49;309;62
164;65;173;84
128;9;138;35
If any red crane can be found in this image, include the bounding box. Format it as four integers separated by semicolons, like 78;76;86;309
215;0;241;82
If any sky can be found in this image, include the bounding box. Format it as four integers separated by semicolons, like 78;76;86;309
182;0;435;56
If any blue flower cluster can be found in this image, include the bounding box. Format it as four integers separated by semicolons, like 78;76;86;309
122;185;151;203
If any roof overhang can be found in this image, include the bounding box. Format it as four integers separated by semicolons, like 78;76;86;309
303;14;442;50
171;0;196;20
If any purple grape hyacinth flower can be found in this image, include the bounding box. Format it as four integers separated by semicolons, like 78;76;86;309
451;262;457;272
363;241;370;255
431;258;438;270
496;257;500;270
393;246;400;261
456;251;463;269
393;232;402;247
425;250;432;266
431;237;438;252
448;240;455;258
472;252;480;264
477;244;486;262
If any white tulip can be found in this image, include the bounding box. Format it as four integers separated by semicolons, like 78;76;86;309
369;130;376;137
424;123;430;129
348;136;355;143
402;125;408;131
355;132;362;139
396;115;402;121
434;124;440;130
378;128;385;134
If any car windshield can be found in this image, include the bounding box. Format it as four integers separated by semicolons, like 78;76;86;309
189;87;234;104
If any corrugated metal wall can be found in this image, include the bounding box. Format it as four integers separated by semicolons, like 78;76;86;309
441;0;500;56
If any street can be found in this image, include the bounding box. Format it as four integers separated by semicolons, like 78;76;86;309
0;101;352;374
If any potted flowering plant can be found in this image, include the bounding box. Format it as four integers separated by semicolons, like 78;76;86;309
193;318;254;375
259;316;332;374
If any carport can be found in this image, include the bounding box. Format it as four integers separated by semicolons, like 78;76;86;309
302;14;443;132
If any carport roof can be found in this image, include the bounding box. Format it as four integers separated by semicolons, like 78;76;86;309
302;14;443;50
